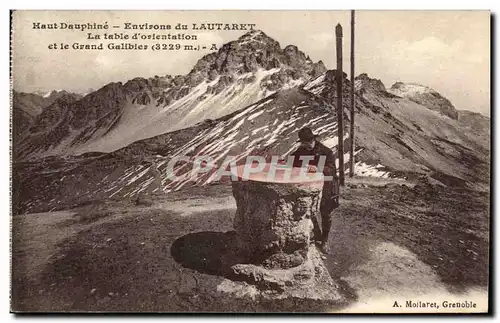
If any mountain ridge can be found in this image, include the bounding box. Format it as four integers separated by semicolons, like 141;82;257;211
12;30;490;214
13;70;490;214
15;30;329;159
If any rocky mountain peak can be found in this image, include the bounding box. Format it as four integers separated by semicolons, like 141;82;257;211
51;92;82;105
303;69;353;107
390;82;432;94
43;89;62;98
354;73;388;95
236;29;280;47
28;92;81;133
185;30;325;87
388;82;458;119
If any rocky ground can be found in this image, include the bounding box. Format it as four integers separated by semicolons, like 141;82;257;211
11;178;489;313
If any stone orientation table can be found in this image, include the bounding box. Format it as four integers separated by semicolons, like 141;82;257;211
223;163;342;302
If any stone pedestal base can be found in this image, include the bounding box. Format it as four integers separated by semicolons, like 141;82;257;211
231;180;321;268
218;246;342;305
223;167;343;305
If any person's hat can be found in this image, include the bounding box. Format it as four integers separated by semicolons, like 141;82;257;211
297;127;317;142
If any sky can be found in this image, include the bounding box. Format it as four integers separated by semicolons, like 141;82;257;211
12;10;490;115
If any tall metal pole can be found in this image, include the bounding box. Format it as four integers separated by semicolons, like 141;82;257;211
336;23;345;186
349;10;355;178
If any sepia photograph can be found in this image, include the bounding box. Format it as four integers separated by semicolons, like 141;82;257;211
10;10;491;313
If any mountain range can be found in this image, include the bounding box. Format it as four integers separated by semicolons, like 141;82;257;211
12;30;490;214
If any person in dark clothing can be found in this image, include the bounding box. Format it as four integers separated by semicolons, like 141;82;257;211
290;127;340;254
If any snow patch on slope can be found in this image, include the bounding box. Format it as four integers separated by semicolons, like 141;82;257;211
388;83;434;97
77;69;282;154
42;89;64;98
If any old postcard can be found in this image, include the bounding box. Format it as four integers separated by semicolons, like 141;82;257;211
10;10;490;313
